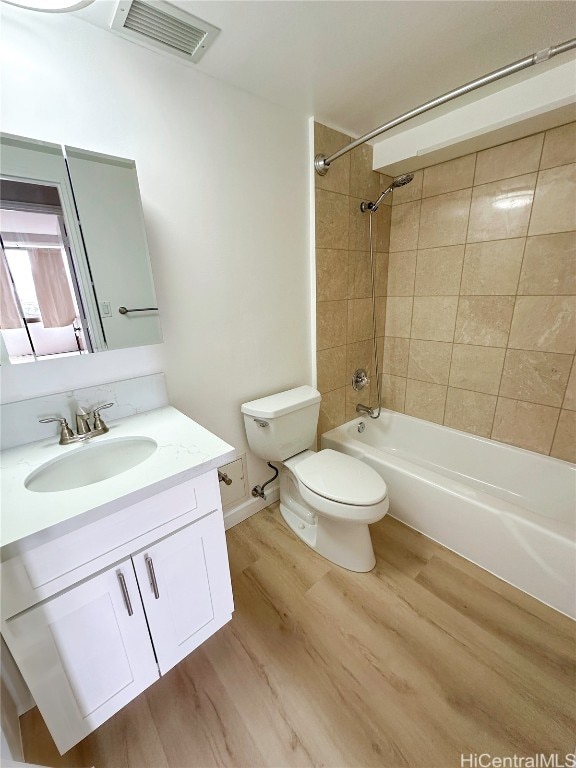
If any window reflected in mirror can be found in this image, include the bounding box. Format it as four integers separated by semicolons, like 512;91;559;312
0;180;93;363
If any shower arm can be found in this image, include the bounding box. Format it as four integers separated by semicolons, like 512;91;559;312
314;37;576;176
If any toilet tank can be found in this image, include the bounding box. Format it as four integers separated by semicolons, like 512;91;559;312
241;386;321;461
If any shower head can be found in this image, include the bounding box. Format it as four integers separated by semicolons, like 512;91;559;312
360;173;415;213
391;173;414;188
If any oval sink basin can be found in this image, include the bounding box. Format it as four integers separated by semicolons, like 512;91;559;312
25;437;158;493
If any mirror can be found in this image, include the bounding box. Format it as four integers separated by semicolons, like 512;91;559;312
0;134;162;364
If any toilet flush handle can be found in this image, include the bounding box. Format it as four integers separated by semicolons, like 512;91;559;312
254;419;269;427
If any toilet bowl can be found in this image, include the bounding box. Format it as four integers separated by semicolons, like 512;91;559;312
241;386;388;572
281;449;388;571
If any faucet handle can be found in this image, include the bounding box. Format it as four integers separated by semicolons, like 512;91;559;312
93;403;113;414
39;417;75;445
93;403;113;433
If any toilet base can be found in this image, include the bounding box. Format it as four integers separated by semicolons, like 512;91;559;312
280;503;376;572
279;470;377;572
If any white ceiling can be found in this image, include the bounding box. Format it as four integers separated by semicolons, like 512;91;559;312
78;1;576;139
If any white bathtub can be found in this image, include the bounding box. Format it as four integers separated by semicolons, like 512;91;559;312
322;410;576;619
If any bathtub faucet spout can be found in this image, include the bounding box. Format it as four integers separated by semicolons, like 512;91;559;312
356;403;380;419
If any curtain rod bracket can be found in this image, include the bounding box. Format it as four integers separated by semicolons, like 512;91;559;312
314;154;330;176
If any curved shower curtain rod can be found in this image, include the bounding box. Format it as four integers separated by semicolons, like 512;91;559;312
314;37;576;176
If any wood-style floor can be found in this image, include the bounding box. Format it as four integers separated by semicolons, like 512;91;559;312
22;504;576;768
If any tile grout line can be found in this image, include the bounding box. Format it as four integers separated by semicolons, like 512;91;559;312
444;153;478;428
388;227;576;255
330;292;574;300
471;148;539;442
560;356;575;411
314;128;351;434
403;380;562;413
491;230;528;441
402;180;423;416
533;128;568;457
515;132;559;456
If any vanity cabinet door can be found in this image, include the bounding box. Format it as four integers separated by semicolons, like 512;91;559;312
3;559;159;755
133;512;234;675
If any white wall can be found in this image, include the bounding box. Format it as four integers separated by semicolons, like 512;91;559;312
0;6;312;492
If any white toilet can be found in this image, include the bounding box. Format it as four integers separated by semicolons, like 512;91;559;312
241;385;389;572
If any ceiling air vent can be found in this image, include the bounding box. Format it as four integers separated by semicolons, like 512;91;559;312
111;0;220;63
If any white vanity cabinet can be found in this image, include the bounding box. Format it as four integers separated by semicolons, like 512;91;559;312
1;470;234;755
133;513;233;675
5;558;160;753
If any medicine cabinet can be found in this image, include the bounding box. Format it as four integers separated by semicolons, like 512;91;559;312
0;133;162;363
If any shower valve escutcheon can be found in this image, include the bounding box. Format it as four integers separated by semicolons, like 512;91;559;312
352;368;370;392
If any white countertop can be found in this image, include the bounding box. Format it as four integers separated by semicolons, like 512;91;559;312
0;406;235;552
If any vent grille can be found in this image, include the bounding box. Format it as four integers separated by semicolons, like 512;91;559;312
124;1;205;56
111;1;220;63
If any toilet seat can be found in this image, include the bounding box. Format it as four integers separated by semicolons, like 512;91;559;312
293;449;387;505
284;449;388;524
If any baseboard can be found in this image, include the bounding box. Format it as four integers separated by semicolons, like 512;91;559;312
223;485;279;530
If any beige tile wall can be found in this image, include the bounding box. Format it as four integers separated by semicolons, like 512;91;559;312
314;123;392;440
383;121;576;461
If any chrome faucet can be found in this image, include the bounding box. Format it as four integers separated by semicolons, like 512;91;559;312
356;403;376;418
39;403;113;445
76;409;92;436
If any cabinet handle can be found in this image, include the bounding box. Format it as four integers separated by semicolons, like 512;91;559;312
145;555;160;599
117;571;133;616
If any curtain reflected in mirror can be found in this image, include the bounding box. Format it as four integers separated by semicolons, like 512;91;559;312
0;180;92;363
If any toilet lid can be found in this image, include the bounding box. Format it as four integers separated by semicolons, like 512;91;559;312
293;449;387;506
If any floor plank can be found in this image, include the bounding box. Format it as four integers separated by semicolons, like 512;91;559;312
416;554;576;685
21;505;576;767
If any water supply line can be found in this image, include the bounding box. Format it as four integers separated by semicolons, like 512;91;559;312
314;37;576;176
252;462;279;500
356;174;414;420
355;210;383;420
